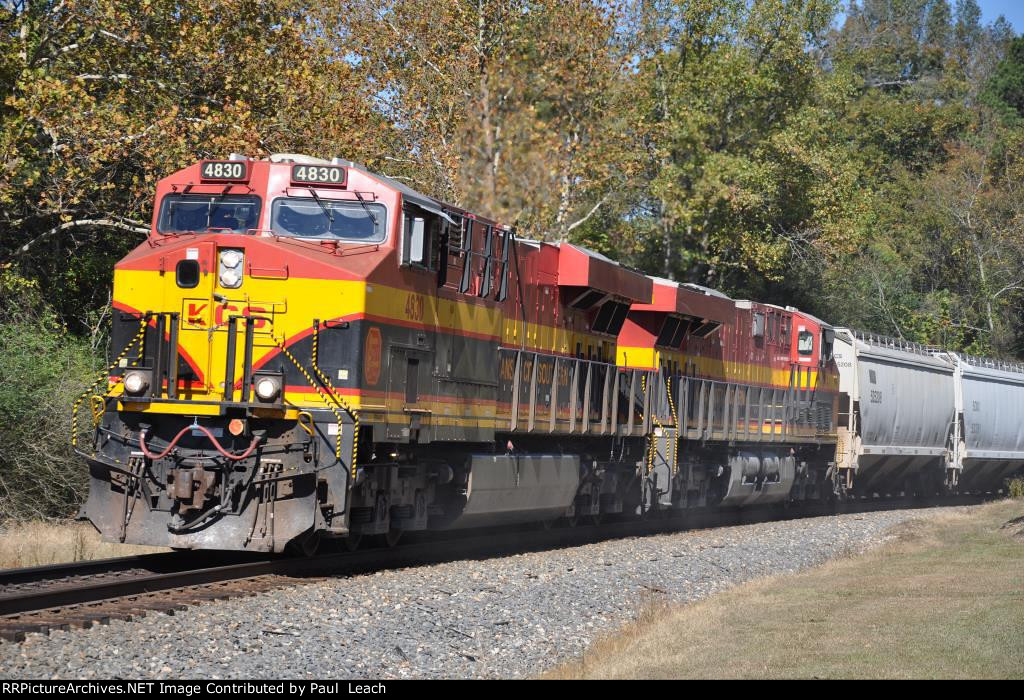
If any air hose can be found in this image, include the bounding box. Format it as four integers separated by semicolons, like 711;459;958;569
139;424;261;461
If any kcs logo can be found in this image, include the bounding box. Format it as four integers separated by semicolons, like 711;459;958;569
364;327;382;386
215;303;270;329
185;302;209;327
184;301;269;329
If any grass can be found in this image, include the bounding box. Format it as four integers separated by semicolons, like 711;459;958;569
0;519;164;569
547;500;1024;680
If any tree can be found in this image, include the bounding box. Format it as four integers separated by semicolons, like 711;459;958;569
625;0;837;291
982;36;1024;121
927;127;1024;354
320;0;632;238
0;0;386;328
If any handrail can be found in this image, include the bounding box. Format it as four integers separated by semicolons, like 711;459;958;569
851;328;1024;375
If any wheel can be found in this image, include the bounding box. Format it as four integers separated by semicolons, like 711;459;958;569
343;533;362;552
372;528;403;548
590;513;604;527
641;480;659;519
385;528;403;548
287;529;321;557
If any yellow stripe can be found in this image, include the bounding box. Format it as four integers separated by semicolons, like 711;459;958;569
111;268;837;434
618;344;824;390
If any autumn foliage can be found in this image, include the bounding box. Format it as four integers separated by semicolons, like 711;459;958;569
2;1;1024;516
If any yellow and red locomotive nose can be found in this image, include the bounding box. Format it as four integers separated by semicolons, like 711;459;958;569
110;228;373;415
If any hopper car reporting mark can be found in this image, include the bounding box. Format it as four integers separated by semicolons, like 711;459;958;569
74;154;1024;553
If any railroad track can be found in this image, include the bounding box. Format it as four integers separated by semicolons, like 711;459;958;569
0;495;990;642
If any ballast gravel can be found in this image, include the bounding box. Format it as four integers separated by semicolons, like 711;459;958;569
0;506;968;679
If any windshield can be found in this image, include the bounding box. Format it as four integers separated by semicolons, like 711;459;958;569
157;194;261;233
271;197;386;242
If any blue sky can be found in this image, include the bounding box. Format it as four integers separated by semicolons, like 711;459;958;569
977;0;1024;33
837;1;1024;34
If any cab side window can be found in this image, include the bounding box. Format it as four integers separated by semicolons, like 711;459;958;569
402;208;438;269
798;330;814;356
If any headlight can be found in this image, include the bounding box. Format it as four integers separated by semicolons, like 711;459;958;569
219;268;241;288
220;250;243;268
123;370;151;395
218;248;244;288
254;375;282;401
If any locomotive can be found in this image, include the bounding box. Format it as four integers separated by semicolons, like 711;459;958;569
76;154;1023;553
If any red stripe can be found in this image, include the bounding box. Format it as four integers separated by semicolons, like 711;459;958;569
112;301;206;383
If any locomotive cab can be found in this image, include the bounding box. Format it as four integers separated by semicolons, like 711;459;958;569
83;155;414;552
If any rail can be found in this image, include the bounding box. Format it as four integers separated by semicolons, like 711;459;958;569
0;495;989;643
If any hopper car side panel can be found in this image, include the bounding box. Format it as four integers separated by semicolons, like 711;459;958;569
949;356;1024;491
832;331;956;495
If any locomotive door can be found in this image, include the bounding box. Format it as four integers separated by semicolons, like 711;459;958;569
385;345;432;442
176;241;223;394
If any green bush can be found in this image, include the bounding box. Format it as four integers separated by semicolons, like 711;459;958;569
0;272;101;520
1008;478;1024;500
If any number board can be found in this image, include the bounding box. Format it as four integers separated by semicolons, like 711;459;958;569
291;164;347;187
199;161;249;182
